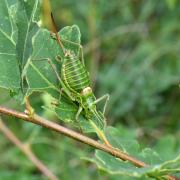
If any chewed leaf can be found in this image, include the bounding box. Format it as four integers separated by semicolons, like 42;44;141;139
26;25;81;95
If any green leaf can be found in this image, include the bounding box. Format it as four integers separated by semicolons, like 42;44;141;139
85;126;180;179
15;0;40;90
54;99;105;133
52;96;95;133
0;0;20;90
153;135;180;161
26;29;60;97
26;25;81;96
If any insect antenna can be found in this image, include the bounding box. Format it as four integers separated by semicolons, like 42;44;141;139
50;12;66;55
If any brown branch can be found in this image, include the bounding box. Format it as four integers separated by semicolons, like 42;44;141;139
0;118;58;180
0;105;178;180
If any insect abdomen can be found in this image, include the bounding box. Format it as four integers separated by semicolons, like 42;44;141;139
62;55;90;93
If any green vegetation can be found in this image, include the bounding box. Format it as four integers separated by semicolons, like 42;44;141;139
0;0;179;179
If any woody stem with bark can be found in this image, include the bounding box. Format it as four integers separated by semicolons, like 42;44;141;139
0;106;178;180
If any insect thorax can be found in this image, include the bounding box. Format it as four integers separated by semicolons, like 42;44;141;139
80;87;96;110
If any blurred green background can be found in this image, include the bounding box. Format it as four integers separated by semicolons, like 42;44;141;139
0;0;180;179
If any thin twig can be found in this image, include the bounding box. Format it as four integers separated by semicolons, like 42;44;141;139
0;105;178;180
0;118;58;180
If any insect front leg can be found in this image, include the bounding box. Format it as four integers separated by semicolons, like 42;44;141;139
75;106;83;121
94;94;109;115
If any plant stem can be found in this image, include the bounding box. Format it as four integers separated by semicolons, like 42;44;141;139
0;118;58;180
0;105;178;180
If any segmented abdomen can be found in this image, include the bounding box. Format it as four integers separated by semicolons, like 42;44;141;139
62;55;90;93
